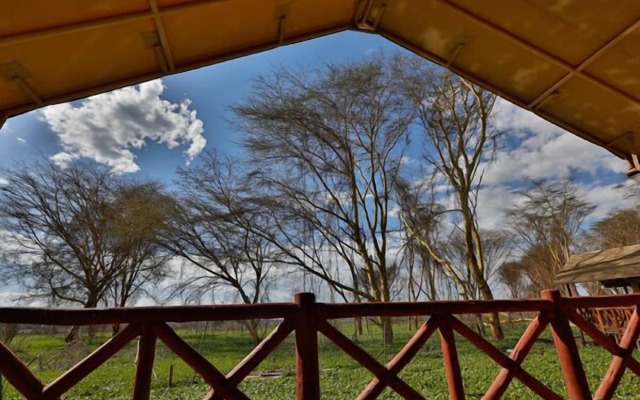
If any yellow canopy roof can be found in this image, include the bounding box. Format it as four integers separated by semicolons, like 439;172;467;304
1;0;639;168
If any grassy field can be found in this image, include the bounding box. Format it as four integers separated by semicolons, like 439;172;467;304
1;319;639;399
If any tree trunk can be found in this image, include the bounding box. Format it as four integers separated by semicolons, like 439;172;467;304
245;320;262;345
64;325;80;343
381;316;394;345
475;314;486;337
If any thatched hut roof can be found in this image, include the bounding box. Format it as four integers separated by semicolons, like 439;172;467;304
554;244;640;285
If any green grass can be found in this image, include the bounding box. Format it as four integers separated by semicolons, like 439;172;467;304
1;320;639;399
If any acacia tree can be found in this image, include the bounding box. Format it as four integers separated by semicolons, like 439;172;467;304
586;207;640;250
105;183;173;305
0;163;165;308
394;178;469;300
162;153;280;344
499;261;529;299
399;69;505;339
507;179;595;292
231;56;416;343
0;161;171;338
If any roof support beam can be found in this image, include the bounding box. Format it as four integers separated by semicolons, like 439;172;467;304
148;0;175;72
0;61;42;107
529;18;640;109
438;0;640;108
275;4;290;45
12;77;43;106
0;0;232;48
355;0;386;32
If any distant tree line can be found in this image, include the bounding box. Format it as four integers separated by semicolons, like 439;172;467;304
0;54;637;344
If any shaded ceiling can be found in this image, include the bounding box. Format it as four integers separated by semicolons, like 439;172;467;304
1;0;639;170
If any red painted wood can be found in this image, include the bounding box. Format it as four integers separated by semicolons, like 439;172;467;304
41;324;140;400
318;299;553;319
567;308;640;376
2;291;640;399
594;308;640;400
439;317;465;400
0;341;44;399
153;323;251;400
355;317;439;399
0;303;297;325
541;290;592;400
294;293;320;400
449;315;560;400
318;319;425;399
206;319;295;400
132;326;156;400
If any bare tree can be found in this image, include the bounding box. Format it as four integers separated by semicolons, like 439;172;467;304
394;178;470;301
586;207;640;250
0;161;170;338
162;153;280;344
499;261;529;299
400;69;504;339
106;182;172;308
231;56;416;343
507;179;595;292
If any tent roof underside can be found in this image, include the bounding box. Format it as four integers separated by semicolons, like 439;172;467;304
1;0;639;164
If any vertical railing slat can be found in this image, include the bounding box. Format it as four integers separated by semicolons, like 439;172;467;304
439;316;465;400
132;326;156;400
541;289;592;400
295;293;320;400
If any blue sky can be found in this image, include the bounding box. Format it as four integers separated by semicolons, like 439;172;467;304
0;30;634;230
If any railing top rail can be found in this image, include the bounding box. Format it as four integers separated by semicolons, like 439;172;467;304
317;299;553;319
0;303;298;325
1;293;639;325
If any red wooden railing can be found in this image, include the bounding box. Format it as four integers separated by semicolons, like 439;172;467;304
0;290;639;400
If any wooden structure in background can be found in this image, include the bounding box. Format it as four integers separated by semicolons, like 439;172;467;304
556;244;640;292
1;290;639;399
1;1;640;173
556;244;640;341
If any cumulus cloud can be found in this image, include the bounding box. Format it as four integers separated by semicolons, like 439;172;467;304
43;80;205;174
471;99;631;230
484;99;627;186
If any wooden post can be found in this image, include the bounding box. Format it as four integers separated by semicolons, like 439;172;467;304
132;326;156;400
168;364;174;387
439;317;465;400
294;293;320;400
541;289;592;400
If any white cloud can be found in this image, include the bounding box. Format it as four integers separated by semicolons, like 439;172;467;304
42;79;206;174
579;182;636;221
476;185;516;230
471;99;632;230
485;99;627;186
16;136;26;144
0;177;7;186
